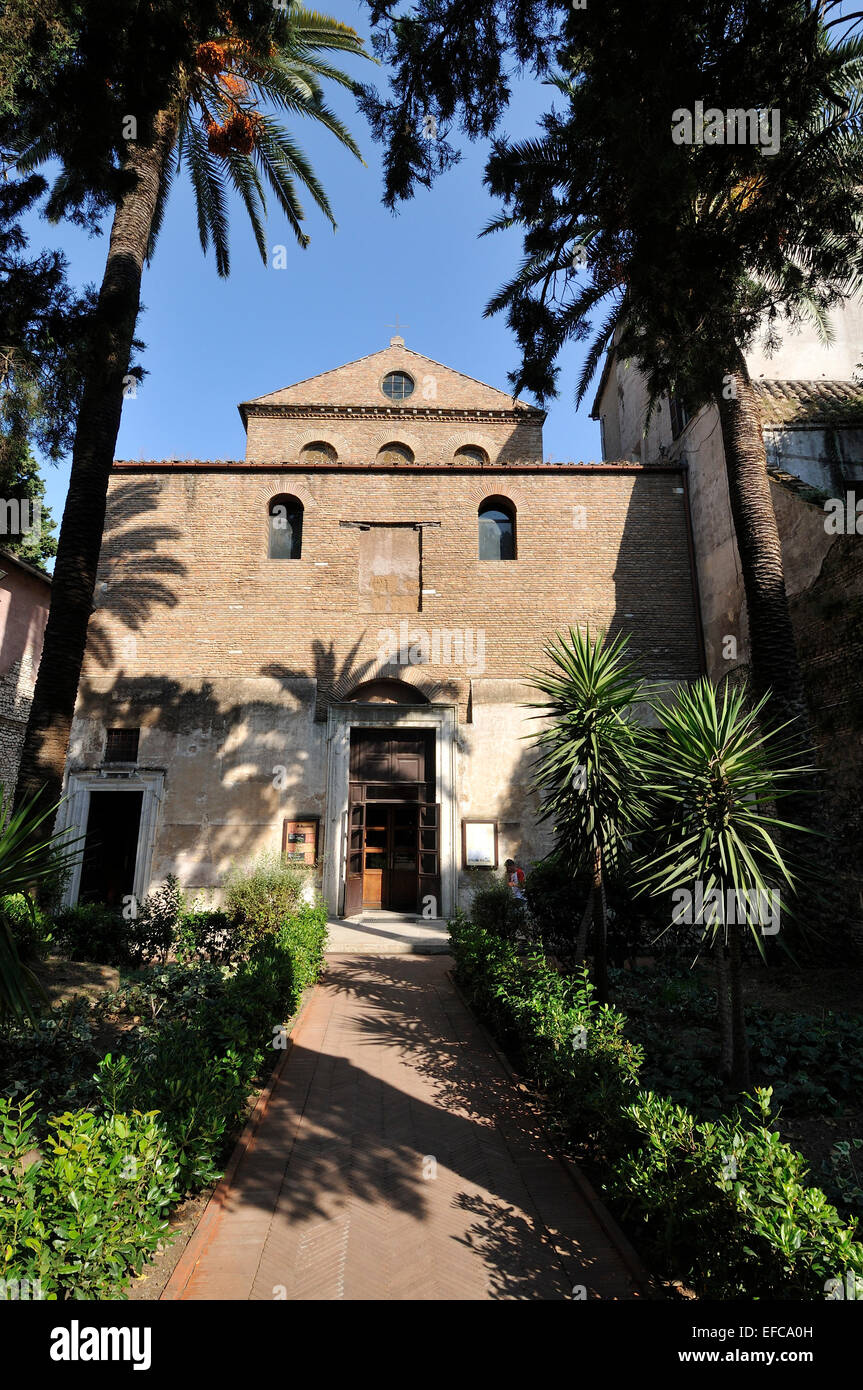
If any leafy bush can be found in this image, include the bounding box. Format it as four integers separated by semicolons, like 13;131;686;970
607;965;863;1119
0;886;328;1298
274;900;327;992
449;911;863;1299
469;884;525;940
0;894;51;963
821;1140;863;1228
0;1095;179;1300
93;905;326;1190
523;858;584;946
176;908;235;965
125;875;182;967
615;1089;863;1299
747;1009;863;1114
223;852;312;954
0;996;100;1112
94;939;302;1190
51;902;126;966
522;859;660;965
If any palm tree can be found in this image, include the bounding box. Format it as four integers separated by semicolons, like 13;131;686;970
480;6;863;752
634;679;813;1087
527;627;651;1002
13;6;368;811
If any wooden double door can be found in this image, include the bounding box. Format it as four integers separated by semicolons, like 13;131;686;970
360;803;420;910
345;729;440;916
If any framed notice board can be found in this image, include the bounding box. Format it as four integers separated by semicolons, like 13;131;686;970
461;819;499;869
281;817;320;866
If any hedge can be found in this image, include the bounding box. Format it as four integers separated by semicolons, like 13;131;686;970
449;910;863;1300
0;900;328;1300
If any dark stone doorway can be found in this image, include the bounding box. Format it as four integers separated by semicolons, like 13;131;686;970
78;790;143;907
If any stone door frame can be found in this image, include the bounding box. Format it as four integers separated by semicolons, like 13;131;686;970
55;768;165;908
324;702;457;918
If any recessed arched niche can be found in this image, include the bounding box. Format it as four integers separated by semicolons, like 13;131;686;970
344;678;430;704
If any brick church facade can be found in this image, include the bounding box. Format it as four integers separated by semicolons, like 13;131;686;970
57;336;702;917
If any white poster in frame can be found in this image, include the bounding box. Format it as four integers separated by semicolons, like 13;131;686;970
462;820;498;869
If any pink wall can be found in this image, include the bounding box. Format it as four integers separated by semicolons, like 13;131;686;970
0;557;51;680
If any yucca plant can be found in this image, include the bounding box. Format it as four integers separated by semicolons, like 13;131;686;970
527;627;652;1001
634;678;814;1087
0;790;83;1025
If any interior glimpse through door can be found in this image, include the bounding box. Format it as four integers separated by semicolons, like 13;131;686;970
361;804;418;909
345;728;440;915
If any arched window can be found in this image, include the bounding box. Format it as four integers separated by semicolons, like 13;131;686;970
268;494;303;559
478;497;516;560
455;445;488;465
376;442;414;465
300;441;337;465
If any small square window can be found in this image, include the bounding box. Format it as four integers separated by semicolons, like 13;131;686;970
104;728;140;762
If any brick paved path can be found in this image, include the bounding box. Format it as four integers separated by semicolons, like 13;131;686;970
164;956;645;1301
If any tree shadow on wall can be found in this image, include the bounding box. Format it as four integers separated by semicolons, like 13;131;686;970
261;634;462;719
85;479;186;669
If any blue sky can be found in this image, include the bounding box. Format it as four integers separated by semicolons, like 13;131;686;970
26;0;602;556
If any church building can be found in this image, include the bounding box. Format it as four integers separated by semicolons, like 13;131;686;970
57;336;702;918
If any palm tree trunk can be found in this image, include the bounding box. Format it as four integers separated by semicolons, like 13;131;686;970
715;349;822;932
728;925;751;1089
13;111;177;814
715;942;733;1080
573;887;593;965
592;846;609;1003
714;349;810;742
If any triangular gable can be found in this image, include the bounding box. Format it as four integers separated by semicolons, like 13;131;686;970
241;341;533;412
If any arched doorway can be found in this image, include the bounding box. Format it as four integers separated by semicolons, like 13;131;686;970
341;682;438;915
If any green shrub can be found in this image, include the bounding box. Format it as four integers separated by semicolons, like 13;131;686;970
821;1140;863;1228
51;902;126;966
98;961;231;1034
615;1089;863;1299
747;1010;863;1114
0;1095;179;1300
176;908;235;965
275;900;328;992
448;910;863;1300
523;858;585;946
125;875;182;967
223;852;312;954
0;893;329;1297
469;884;525;940
0;894;51;963
93;915;323;1191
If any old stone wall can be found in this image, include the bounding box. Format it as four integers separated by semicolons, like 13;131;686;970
69;459;702;901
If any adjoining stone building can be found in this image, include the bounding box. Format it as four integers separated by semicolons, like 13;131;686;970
58;336;702;917
592;302;863;935
0;549;51;798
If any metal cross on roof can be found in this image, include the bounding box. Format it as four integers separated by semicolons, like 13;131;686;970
386;315;410;343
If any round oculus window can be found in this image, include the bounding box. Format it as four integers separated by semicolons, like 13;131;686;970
381;370;415;401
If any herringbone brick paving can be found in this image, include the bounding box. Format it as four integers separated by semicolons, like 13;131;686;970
167;956;643;1301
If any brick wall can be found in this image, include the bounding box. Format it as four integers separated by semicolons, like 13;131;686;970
88;462;702;711
241;340;545;464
